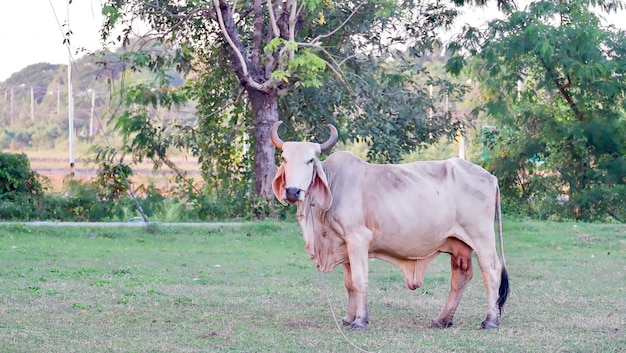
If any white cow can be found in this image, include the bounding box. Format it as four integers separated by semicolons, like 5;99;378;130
271;121;509;330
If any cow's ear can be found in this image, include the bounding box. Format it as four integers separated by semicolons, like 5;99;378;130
311;160;332;210
272;164;288;206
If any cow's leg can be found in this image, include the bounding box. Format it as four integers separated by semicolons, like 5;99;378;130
341;263;358;326
344;229;372;330
431;242;473;328
475;250;504;329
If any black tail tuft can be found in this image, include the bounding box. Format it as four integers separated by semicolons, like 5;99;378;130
497;267;509;314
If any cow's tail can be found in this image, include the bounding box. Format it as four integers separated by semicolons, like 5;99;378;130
495;184;509;314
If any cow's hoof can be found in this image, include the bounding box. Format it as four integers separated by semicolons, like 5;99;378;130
342;316;354;327
480;319;500;330
347;317;369;330
349;322;368;331
430;319;453;328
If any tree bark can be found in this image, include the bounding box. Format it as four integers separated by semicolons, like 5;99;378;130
214;1;280;200
248;88;279;199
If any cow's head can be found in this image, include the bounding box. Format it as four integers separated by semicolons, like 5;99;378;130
271;121;338;210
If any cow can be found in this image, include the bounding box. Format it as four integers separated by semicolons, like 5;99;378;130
271;121;509;331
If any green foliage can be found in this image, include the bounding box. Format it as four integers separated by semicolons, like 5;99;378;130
449;0;626;222
101;5;121;25
289;50;327;88
61;179;118;221
0;151;288;221
0;153;44;200
0;153;129;221
134;182;165;218
96;0;474;213
188;48;252;205
281;49;468;163
111;85;189;164
93;160;134;203
0;195;42;220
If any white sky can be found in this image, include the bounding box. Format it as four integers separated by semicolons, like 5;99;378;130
0;0;105;81
0;1;623;82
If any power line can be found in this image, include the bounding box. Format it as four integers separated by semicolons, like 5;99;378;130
47;0;149;224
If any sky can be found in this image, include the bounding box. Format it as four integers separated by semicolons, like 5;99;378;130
0;1;623;82
0;0;105;81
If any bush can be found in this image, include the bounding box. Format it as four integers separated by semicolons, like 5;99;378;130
0;152;44;200
0;195;41;220
60;179;116;221
0;151;294;222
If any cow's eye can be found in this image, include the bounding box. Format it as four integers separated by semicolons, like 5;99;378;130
281;156;287;163
307;158;315;165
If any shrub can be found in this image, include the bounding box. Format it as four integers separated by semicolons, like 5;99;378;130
61;179;116;221
0;152;44;200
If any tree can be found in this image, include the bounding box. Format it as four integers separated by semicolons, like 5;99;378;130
447;0;626;221
99;0;512;205
279;47;471;163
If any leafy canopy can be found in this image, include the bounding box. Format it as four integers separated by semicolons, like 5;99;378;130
96;0;487;211
447;0;626;221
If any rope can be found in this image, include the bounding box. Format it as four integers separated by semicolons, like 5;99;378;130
47;0;149;224
318;271;379;353
303;169;376;352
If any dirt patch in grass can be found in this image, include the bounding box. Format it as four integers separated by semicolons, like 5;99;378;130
284;320;319;328
199;331;230;338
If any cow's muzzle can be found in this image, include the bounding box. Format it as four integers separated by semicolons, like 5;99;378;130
285;187;304;203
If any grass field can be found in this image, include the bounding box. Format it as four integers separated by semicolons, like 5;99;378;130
0;220;624;352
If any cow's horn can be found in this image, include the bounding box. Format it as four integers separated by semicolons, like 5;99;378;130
319;124;339;153
270;121;285;150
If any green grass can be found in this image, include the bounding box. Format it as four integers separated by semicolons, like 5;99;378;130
0;220;624;352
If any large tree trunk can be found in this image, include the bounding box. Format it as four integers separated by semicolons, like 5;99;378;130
248;88;279;199
214;0;283;200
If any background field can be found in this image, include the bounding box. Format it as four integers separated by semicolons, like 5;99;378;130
0;220;624;352
20;150;203;193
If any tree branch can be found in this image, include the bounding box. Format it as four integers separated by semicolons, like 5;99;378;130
309;2;366;45
540;57;586;122
264;0;281;79
251;0;264;68
212;0;276;92
288;0;298;61
212;0;249;78
267;0;280;38
296;41;357;80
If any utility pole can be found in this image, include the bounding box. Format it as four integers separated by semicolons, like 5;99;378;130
30;87;35;121
9;88;14;125
89;89;95;138
68;60;75;176
67;5;75;176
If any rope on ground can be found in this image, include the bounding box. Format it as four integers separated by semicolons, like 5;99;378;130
319;272;379;353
